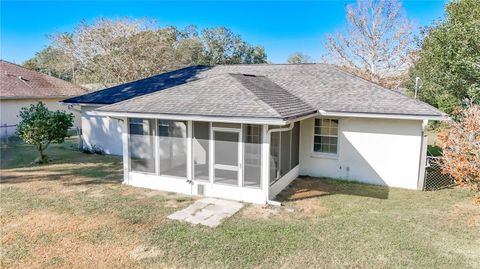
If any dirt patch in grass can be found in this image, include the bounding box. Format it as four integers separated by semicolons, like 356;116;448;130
277;177;333;201
447;201;480;229
129;245;164;261
1;210;140;268
240;204;282;219
240;201;329;221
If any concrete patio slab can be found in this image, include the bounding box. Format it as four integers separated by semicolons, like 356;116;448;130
168;198;244;227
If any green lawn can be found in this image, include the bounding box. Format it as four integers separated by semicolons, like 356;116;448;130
1;139;479;268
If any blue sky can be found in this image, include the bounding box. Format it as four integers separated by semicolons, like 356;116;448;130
1;0;447;64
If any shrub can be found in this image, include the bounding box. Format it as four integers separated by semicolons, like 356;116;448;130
16;102;73;164
437;105;480;192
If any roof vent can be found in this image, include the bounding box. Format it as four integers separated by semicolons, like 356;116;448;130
242;74;257;77
18;76;28;81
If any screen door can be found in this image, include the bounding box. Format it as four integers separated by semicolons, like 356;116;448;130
213;129;241;186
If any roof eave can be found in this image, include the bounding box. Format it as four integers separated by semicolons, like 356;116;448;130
59;100;105;107
1;95;80;100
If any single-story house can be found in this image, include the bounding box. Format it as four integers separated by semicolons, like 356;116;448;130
0;60;88;137
63;64;446;204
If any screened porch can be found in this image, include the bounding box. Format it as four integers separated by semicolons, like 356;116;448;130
124;118;300;203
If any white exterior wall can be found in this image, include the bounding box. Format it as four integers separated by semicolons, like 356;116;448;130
0;98;81;137
299;117;424;190
81;105;123;155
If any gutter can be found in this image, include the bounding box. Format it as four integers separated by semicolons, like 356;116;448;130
88;110;290;126
318;110;447;121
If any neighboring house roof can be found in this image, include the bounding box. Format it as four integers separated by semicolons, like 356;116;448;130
67;64;445;120
0;60;88;99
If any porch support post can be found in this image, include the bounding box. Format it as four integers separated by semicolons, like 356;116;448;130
187;120;193;182
122;117;130;184
417;119;429;190
261;124;270;203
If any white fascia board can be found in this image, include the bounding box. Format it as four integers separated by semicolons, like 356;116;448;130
88;110;288;125
318;110;447;121
59;102;104;107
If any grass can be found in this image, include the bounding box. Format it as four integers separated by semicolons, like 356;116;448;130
1;139;479;268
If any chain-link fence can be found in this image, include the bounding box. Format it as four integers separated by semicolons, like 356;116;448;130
424;156;456;191
0;124;17;144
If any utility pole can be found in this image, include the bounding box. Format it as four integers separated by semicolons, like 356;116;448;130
414;77;422;99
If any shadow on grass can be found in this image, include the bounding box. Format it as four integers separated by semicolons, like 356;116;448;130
0;162;123;186
276;177;390;202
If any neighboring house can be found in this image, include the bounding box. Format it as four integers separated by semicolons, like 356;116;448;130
0;60;88;137
63;64;446;203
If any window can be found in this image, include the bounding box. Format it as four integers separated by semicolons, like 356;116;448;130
158;120;187;178
314;119;338;154
129;118;155;173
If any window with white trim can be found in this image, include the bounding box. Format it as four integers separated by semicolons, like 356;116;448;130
314;118;338;154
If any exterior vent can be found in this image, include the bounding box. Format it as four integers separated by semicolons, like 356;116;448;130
197;184;205;196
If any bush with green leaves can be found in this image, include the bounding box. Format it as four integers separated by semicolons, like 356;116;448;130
16;102;73;164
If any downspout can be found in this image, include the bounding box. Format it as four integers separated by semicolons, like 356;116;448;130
265;122;294;206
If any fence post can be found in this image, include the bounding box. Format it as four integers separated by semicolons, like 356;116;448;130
3;123;7;144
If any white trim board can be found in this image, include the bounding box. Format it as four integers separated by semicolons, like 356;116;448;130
88;110;291;125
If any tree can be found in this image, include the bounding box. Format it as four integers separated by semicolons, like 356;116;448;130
16;102;74;164
24;18;268;86
200;26;267;65
407;0;480;114
437;105;480;193
23;46;74;82
287;52;314;64
323;0;414;88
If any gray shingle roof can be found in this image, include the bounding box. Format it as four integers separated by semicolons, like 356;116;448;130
73;64;445;119
97;73;316;120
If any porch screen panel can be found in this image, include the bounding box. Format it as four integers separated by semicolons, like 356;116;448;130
158;120;187;178
193;122;209;181
129;118;155;173
243;124;261;188
280;130;291;176
270;132;281;184
291;122;300;168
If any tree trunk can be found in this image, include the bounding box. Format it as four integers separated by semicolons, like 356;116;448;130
36;144;48;164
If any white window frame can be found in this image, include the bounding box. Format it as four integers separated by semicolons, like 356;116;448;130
312;118;339;158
